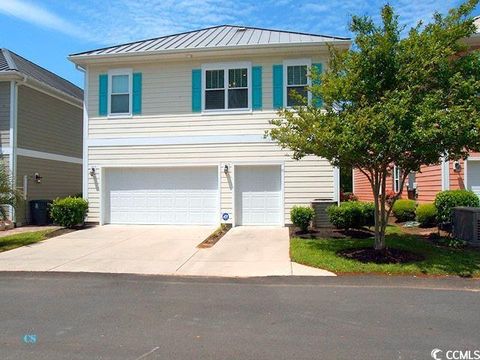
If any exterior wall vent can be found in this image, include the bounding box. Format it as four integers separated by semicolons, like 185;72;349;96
452;206;480;247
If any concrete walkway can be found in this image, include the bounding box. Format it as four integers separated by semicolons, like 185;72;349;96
0;225;335;277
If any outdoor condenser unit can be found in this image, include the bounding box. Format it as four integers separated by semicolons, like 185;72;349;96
452;207;480;247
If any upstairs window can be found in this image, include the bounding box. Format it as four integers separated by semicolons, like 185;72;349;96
286;65;308;106
109;70;131;115
203;63;250;111
284;59;312;107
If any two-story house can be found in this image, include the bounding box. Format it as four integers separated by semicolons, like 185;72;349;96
69;25;350;226
0;49;83;224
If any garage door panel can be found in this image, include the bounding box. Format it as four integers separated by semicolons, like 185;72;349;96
106;167;218;225
236;166;282;225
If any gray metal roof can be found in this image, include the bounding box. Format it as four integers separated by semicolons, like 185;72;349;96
0;49;83;101
71;25;350;57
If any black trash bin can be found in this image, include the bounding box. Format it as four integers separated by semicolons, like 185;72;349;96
29;200;52;225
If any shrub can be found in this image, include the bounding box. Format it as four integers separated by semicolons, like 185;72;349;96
416;203;437;227
360;202;375;227
327;201;375;230
290;206;315;232
49;197;88;229
340;192;358;202
392;199;416;222
434;190;480;224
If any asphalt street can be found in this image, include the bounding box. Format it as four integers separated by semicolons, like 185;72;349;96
0;272;478;360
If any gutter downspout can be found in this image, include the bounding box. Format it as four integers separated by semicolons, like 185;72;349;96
75;65;88;205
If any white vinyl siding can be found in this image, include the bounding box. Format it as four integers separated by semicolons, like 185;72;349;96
87;54;326;117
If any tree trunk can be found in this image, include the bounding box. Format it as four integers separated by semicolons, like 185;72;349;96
371;176;384;251
371;169;387;252
376;169;388;252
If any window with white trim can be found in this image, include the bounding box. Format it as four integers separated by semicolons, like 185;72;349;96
286;65;308;106
203;63;250;111
109;70;132;115
393;166;401;193
284;59;311;107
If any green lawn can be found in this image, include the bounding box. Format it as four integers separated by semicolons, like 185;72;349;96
0;230;57;253
291;227;480;277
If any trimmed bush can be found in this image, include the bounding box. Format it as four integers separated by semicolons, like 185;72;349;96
327;201;375;230
340;192;358;202
290;206;315;232
416;203;437;227
49;197;88;229
392;199;416;222
434;190;480;224
360;202;375;227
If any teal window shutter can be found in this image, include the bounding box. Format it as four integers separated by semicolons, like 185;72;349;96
132;72;142;115
311;63;323;108
98;74;108;116
192;69;201;112
252;66;262;110
272;65;283;109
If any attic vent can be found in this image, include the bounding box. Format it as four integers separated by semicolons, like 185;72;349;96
236;27;247;32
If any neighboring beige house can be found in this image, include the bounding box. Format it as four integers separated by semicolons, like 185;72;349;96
0;49;83;224
69;25;350;226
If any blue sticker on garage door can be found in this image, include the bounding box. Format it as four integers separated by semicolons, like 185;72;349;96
222;213;230;221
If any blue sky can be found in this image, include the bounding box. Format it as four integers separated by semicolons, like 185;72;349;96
0;0;476;88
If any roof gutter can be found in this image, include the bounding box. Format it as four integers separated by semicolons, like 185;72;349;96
69;40;352;65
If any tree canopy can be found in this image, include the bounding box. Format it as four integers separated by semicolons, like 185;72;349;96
268;0;480;250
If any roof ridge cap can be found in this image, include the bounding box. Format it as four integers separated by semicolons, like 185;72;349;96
2;49;18;71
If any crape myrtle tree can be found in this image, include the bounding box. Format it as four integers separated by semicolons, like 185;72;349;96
267;0;480;251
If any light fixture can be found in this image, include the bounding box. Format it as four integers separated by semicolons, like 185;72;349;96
453;161;461;173
223;164;229;174
34;173;42;184
89;167;96;176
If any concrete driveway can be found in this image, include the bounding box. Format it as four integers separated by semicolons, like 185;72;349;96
0;225;334;277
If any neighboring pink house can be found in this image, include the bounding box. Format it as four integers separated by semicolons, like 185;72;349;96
353;154;480;203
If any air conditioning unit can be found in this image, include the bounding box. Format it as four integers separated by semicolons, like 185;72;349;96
452;207;480;247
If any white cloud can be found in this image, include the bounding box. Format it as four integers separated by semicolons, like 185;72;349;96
0;0;91;40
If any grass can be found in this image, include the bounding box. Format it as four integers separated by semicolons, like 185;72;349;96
291;226;480;277
0;229;58;253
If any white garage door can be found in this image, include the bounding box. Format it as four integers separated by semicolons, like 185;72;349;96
105;167;218;225
467;161;480;198
235;165;283;225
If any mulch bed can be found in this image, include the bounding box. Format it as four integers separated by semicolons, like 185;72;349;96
338;247;425;264
290;227;374;240
197;224;231;248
